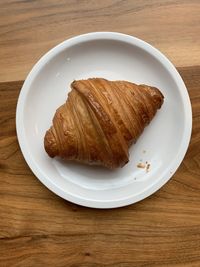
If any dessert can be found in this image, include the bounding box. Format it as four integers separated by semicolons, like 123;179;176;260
44;78;164;169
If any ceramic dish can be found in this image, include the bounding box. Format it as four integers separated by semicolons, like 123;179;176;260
16;32;192;208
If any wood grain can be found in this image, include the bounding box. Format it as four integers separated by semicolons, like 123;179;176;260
0;66;200;266
0;0;200;82
1;0;200;266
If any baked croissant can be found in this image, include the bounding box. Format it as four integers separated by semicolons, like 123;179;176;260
44;78;164;169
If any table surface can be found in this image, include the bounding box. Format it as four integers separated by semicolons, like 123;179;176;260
0;1;200;266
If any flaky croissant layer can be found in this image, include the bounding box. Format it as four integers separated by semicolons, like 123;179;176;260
44;78;164;169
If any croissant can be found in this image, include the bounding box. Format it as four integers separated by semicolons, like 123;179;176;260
44;78;164;169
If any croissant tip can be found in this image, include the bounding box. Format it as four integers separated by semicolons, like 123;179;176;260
44;129;58;158
153;87;164;109
142;85;164;109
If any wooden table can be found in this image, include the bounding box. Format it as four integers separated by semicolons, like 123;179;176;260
0;1;200;266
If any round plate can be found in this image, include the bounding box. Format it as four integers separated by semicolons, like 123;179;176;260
16;32;192;208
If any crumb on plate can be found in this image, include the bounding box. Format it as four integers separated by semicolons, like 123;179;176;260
137;161;151;172
146;163;151;172
137;162;146;168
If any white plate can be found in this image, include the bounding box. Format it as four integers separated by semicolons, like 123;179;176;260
16;32;192;208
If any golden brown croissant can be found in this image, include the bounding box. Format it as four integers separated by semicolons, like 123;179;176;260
44;78;164;169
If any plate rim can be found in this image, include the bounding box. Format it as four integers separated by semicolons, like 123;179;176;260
16;32;192;209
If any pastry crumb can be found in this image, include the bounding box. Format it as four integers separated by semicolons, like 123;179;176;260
146;163;151;172
137;161;151;172
143;150;146;153
137;163;146;168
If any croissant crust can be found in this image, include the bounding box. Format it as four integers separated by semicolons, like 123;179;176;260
44;78;164;169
